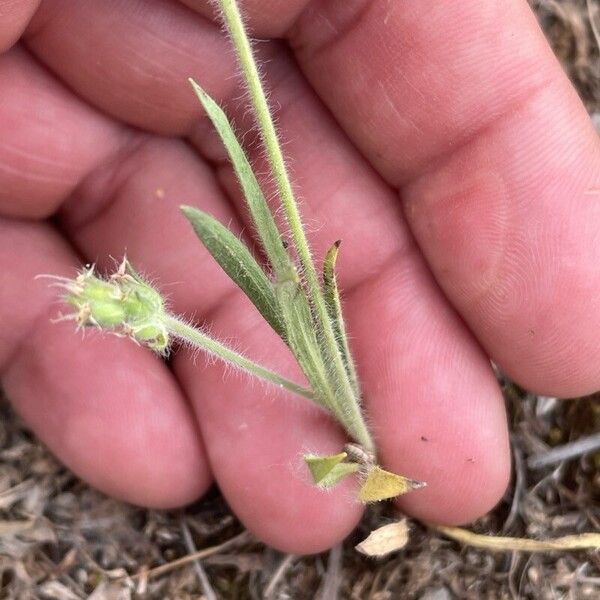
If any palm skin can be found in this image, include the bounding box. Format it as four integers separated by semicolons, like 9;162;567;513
1;0;599;554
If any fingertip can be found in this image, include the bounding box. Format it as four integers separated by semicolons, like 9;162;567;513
377;378;511;526
239;473;364;555
196;393;364;554
394;417;511;526
347;258;511;528
4;314;212;509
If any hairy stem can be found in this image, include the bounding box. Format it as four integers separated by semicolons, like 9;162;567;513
164;316;313;400
217;0;373;452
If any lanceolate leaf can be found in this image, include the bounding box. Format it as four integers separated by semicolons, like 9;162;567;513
181;206;285;338
277;275;371;447
189;80;291;279
323;241;360;395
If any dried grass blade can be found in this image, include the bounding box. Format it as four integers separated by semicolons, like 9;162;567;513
434;525;600;552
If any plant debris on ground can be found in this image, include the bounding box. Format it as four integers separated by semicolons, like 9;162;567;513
0;0;599;598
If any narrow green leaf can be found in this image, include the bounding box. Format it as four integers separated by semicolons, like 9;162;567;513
323;241;359;395
277;276;372;446
215;0;374;452
165;315;313;400
181;206;285;338
189;79;291;279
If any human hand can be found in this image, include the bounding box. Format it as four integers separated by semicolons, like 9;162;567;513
1;0;599;554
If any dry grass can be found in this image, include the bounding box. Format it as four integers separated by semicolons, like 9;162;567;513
1;1;599;598
2;384;600;599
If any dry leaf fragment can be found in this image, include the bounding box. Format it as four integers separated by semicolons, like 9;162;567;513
355;520;410;557
358;466;426;503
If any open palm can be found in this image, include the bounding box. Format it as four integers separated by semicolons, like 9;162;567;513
1;0;599;553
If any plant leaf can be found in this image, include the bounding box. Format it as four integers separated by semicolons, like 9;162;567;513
304;452;348;483
277;276;372;446
214;0;375;452
305;452;347;483
357;466;426;503
319;462;361;489
189;79;291;279
304;453;361;489
182;206;285;338
323;241;359;395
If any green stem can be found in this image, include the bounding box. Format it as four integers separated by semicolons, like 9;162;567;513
217;0;321;296
217;0;373;452
164;315;313;400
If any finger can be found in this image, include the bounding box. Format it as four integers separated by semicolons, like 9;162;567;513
25;0;230;134
0;49;208;509
0;218;209;507
0;48;124;218
23;0;309;132
290;1;600;396
0;0;39;53
174;294;363;554
176;0;308;37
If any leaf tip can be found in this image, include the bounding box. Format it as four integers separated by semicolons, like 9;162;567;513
188;77;202;91
179;204;196;218
189;79;214;109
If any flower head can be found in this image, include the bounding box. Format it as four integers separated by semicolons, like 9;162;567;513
49;258;170;354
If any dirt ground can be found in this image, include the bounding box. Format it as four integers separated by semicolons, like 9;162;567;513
1;1;599;598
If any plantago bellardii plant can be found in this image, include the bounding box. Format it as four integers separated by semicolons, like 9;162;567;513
47;0;424;503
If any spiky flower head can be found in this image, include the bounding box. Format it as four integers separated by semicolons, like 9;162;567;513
48;258;170;354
